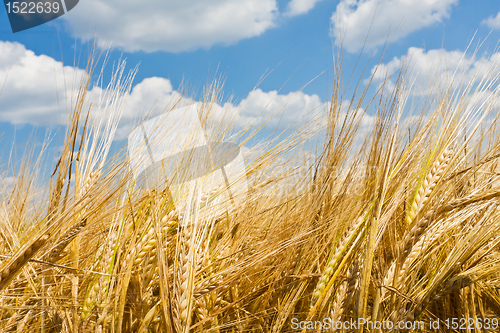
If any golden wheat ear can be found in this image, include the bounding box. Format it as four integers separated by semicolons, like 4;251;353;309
44;218;87;263
405;147;454;226
400;147;454;259
0;233;49;291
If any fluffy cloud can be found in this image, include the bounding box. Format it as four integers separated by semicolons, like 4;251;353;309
369;47;500;96
331;0;458;53
0;41;329;139
232;88;325;128
62;0;278;53
368;47;500;137
284;0;324;17
0;41;87;125
482;11;500;30
115;84;327;140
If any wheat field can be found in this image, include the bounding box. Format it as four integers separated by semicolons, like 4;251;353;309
1;46;500;333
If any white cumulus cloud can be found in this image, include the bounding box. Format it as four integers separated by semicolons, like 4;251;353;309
331;0;458;53
0;41;330;139
62;0;278;53
117;84;327;138
231;88;325;128
0;41;87;125
369;47;500;97
285;0;324;17
482;11;500;30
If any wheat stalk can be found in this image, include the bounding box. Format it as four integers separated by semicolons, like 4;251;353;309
174;223;195;331
310;215;365;307
0;234;49;291
44;219;87;263
405;147;454;226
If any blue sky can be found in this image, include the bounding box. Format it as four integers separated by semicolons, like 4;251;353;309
1;0;500;172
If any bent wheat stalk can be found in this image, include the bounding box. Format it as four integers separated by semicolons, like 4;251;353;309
0;234;49;292
405;147;454;227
